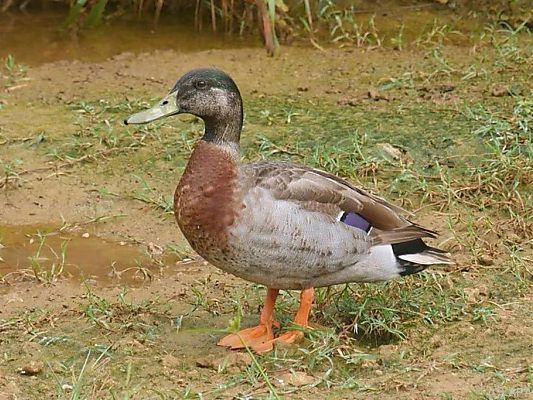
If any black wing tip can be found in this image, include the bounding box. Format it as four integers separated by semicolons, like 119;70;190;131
392;239;451;259
425;245;449;254
392;238;427;257
408;221;439;238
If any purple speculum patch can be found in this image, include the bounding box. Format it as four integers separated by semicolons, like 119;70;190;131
340;212;371;233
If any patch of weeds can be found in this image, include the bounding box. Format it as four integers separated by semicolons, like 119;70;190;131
426;44;456;79
47;343;114;399
465;99;531;156
0;157;23;189
27;233;69;283
159;127;200;162
315;2;383;47
164;243;194;261
500;242;532;292
68;98;159;116
480;386;533;400
415;20;463;48
37;334;69;346
481;20;531;66
459;98;532;229
313;273;467;347
0;230;71;283
470;305;497;324
44;99;166;164
3;54;27;86
244;350;282;399
81;287;173;337
109;259;154;282
37;97;200;184
390;22;405;50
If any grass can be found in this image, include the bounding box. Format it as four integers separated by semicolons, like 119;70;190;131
28;232;69;283
2;54;27;87
0;157;22;189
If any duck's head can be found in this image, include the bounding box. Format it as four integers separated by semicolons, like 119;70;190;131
125;68;243;146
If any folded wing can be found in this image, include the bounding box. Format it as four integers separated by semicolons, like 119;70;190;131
244;162;437;246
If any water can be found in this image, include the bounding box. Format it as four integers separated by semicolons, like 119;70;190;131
0;224;183;284
0;7;259;66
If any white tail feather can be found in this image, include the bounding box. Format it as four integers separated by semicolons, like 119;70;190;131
399;250;452;265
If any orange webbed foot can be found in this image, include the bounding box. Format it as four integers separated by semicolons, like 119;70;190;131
249;328;306;353
217;324;274;351
218;287;315;354
275;329;305;344
218;288;280;352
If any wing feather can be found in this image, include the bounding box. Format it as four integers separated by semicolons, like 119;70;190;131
242;161;436;245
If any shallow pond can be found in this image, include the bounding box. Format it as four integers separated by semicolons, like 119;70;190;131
0;224;183;284
0;6;259;66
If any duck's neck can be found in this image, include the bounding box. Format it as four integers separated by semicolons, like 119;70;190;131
201;99;243;149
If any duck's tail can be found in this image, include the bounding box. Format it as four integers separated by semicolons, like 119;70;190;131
392;239;452;276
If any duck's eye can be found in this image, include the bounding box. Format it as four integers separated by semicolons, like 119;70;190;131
195;80;207;90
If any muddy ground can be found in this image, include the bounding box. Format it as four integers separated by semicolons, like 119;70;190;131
0;10;532;400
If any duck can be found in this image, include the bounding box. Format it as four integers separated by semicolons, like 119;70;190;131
124;68;451;353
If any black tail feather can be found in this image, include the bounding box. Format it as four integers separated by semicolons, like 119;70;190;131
393;239;451;276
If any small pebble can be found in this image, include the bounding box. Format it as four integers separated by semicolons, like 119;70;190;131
337;97;359;107
274;371;314;387
478;255;494;266
18;360;44;376
62;384;73;392
368;87;390;101
491;86;509;97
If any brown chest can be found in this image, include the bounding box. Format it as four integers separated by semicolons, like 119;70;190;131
174;141;240;253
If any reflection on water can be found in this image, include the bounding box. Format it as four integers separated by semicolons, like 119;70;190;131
0;224;182;284
0;7;259;66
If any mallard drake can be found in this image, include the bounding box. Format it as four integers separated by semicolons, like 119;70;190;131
125;68;451;353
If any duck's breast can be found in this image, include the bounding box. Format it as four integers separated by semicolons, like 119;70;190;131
174;141;240;258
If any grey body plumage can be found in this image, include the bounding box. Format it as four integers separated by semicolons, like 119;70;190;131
214;160;450;290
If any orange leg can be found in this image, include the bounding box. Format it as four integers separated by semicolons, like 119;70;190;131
253;287;315;353
276;287;314;344
218;288;279;353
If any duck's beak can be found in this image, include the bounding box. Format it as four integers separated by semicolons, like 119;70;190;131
124;91;179;125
